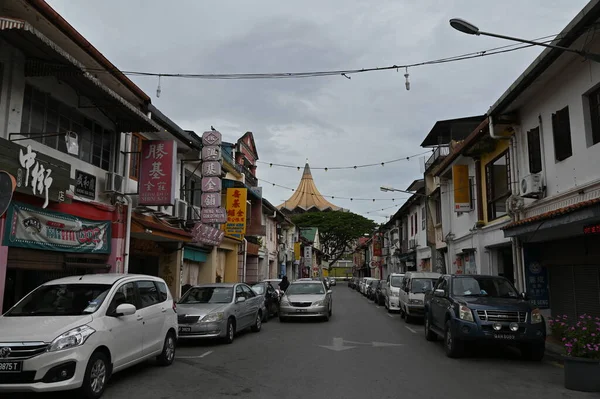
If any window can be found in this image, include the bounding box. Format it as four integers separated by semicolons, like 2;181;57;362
184;171;202;208
136;281;160;308
235;285;244;299
421;206;426;230
551;106;573;161
107;282;137;314
241;285;256;298
485;151;511;220
527;127;542;173
129;134;144;179
434;199;442;225
588;87;600;146
156;281;168;302
20;84;114;170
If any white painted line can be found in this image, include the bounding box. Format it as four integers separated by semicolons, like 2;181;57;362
405;326;417;334
387;313;397;318
177;350;213;359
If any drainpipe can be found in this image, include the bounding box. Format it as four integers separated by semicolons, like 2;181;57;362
537;114;548;190
242;238;247;282
122;133;133;274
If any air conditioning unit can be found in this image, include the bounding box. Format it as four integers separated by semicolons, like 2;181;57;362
520;173;543;198
104;172;124;194
173;199;188;220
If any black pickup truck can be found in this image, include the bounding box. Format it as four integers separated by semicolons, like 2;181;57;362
423;274;546;360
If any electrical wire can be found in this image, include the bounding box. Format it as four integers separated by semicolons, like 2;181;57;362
258;150;433;170
364;204;402;215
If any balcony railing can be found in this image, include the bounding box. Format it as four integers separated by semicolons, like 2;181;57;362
238;164;258;187
425;145;450;172
222;149;235;168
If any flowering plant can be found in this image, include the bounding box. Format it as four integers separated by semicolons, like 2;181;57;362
549;314;600;359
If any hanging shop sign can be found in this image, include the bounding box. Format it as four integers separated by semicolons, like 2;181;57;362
583;223;600;235
452;165;471;212
201;208;227;224
191;223;224;246
225;187;247;239
139;140;177;206
373;234;382;256
0;138;71;208
74;169;96;200
3;202;111;254
202;161;221;177
523;246;549;309
200;130;226;224
294;242;301;261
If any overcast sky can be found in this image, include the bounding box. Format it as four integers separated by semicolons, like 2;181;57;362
48;0;588;222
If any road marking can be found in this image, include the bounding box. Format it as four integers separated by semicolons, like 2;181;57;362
177;350;213;359
405;326;418;334
387;313;398;318
320;337;355;352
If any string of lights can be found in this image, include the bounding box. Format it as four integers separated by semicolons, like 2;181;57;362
258;177;409;202
78;34;559;84
257;150;433;170
364;204;402;215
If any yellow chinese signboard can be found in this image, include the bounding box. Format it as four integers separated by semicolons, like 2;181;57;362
225;188;247;239
294;242;301;260
452;165;471;212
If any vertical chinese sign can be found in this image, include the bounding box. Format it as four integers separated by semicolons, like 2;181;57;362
200;130;227;224
452;165;470;212
225;188;247;239
523;246;549;309
139;140;177;206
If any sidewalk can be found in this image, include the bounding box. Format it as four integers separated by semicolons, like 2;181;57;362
544;335;565;364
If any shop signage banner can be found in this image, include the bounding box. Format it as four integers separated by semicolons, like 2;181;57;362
304;245;312;265
523;246;549;309
225;188;247;239
201;207;227;224
139;140;177;206
202;161;221;177
201;177;221;193
294;242;301;260
0;138;72;208
373;235;382;256
200;130;225;225
75;170;96;200
191;223;224;246
452;165;471;212
3;202;111;254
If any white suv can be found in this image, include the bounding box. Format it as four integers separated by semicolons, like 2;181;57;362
0;273;178;398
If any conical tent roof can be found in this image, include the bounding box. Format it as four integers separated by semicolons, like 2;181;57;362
278;163;341;212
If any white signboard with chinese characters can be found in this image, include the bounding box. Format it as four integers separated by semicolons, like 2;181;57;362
200;130;225;225
201;177;221;193
202;161;221;177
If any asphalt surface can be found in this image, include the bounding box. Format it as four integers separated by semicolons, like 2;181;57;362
15;285;597;399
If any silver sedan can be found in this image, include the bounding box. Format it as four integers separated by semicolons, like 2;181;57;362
279;280;332;322
176;283;264;344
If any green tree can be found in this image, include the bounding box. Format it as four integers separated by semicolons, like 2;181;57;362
292;211;377;266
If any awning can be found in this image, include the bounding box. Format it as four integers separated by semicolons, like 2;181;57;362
131;213;192;243
503;198;600;242
0;17;160;133
183;247;210;262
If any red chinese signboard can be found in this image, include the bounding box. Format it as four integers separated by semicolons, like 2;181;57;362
139;140;177;206
583;223;600;235
191;223;224;246
373;234;382;257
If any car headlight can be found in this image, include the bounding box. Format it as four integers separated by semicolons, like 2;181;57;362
531;308;543;324
409;299;423;305
458;305;474;322
312;300;324;306
48;325;95;352
201;312;224;323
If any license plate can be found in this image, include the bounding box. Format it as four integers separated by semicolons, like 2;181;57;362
493;333;515;340
0;361;22;373
296;309;307;313
179;326;191;333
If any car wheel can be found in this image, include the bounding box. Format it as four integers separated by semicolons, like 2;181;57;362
444;320;463;358
224;318;235;344
156;331;176;366
424;314;437;342
79;351;109;399
520;343;545;361
251;311;262;332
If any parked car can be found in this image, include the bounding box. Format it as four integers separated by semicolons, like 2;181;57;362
361;278;378;296
348;278;355;289
279;280;332;322
424;274;546;360
329;278;337;286
398;272;441;322
264;278;283;296
374;280;386;305
250;282;280;321
366;280;378;300
0;274;178;398
385;273;405;312
177;283;263;344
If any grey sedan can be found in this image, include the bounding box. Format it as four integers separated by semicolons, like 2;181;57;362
279;280;332;322
176;283;264;344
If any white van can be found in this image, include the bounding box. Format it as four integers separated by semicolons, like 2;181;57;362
384;273;405;312
398;272;441;322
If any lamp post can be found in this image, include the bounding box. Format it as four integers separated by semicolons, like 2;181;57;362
380;186;427;197
449;18;600;63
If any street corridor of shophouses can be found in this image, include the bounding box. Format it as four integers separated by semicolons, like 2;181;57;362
3;0;600;398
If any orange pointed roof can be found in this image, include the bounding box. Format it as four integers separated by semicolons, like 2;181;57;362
278;163;341;212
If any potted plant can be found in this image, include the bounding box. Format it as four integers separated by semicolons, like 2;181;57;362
549;314;600;392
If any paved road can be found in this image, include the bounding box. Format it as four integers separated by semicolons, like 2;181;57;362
16;285;596;399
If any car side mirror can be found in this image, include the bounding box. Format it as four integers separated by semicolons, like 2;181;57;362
236;296;246;303
434;289;446;298
520;292;529;300
113;303;136;317
327;290;333;294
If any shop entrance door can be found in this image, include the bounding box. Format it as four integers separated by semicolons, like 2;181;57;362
129;256;159;276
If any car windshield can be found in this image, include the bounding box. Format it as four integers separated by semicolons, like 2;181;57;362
251;284;265;295
452;277;519;298
390;276;403;287
5;283;111;316
411;279;436;293
286;283;325;295
179;287;233;304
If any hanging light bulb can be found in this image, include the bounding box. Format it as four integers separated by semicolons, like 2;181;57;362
404;67;410;91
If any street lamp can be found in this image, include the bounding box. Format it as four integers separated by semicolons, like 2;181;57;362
449;18;600;63
380;186;427;197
